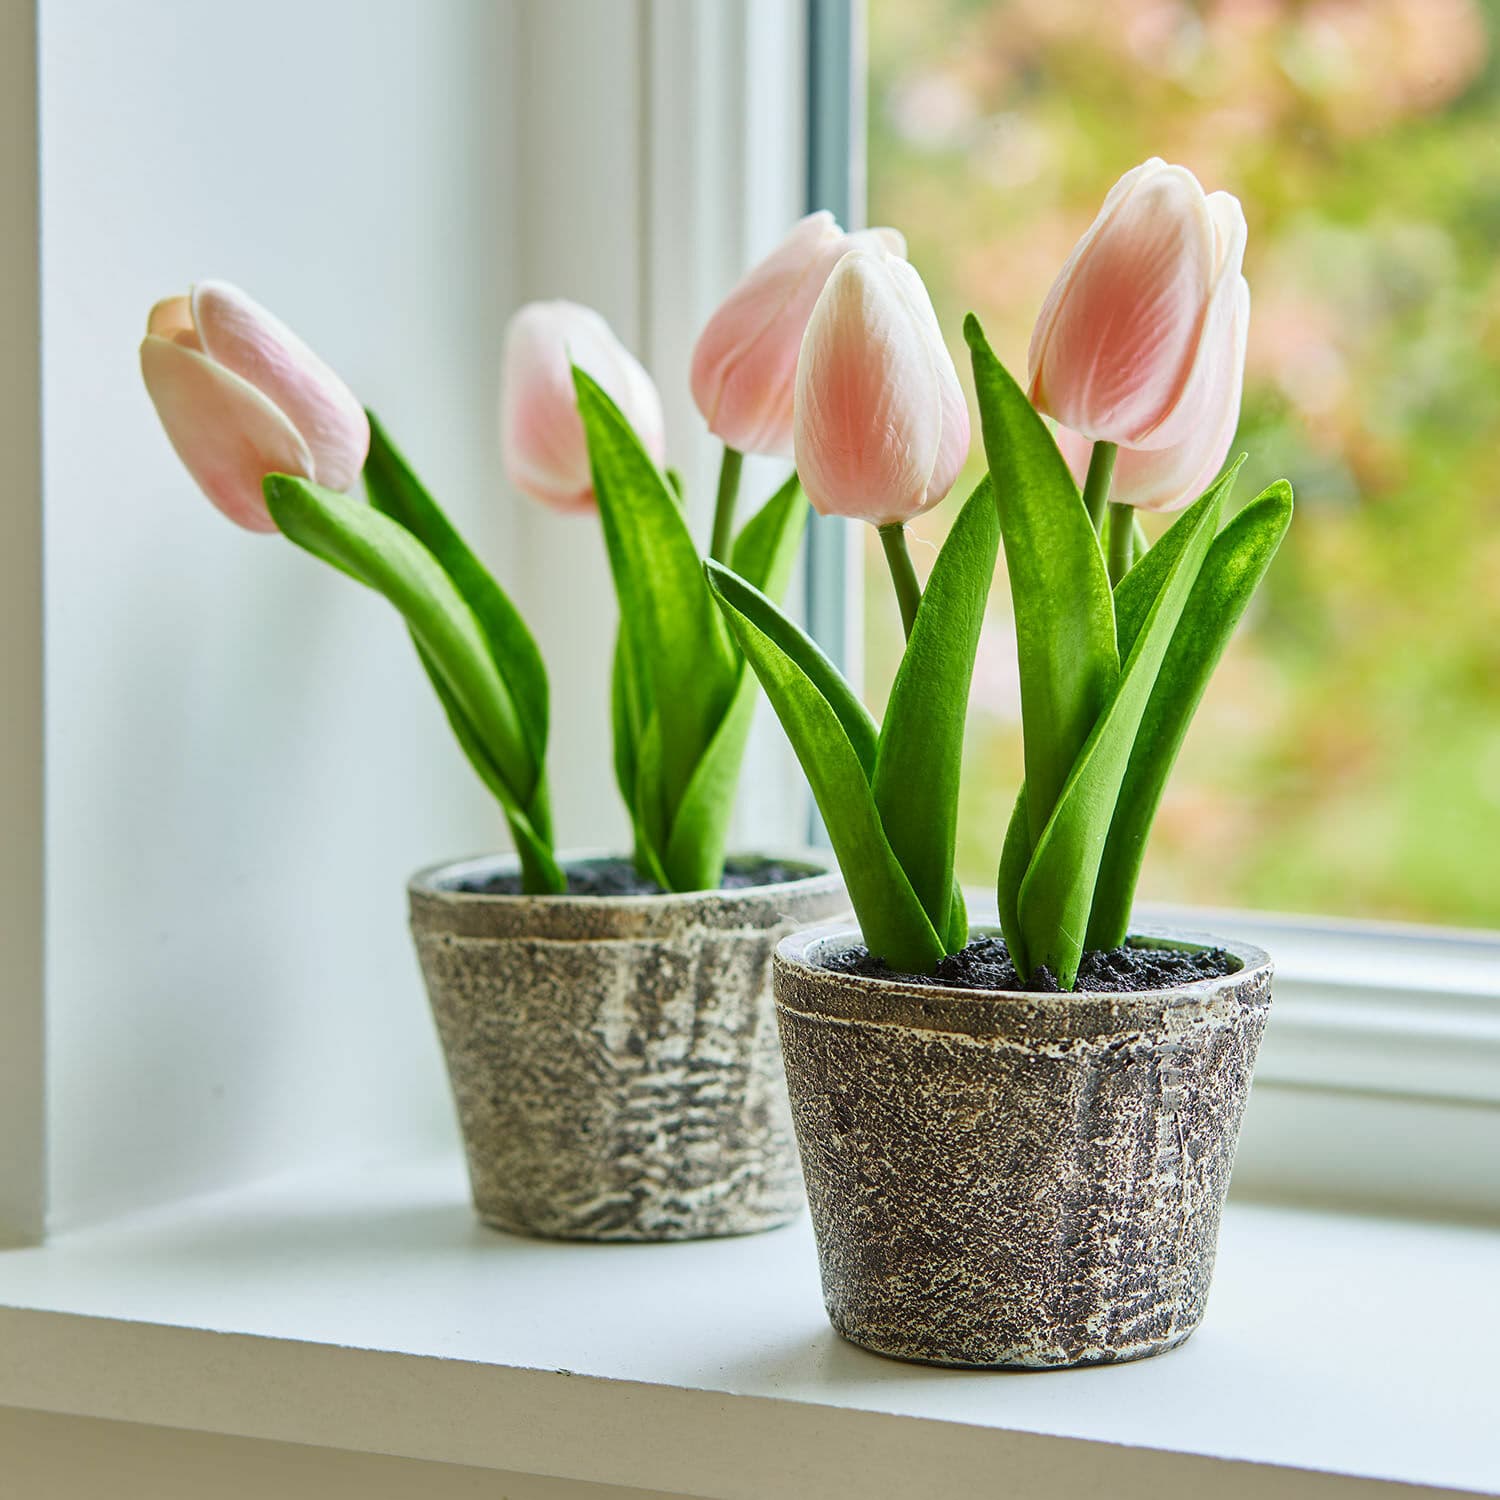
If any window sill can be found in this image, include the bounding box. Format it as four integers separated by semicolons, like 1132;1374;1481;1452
0;1157;1495;1498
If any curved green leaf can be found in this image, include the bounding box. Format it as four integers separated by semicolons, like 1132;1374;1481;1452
706;563;942;971
1087;481;1293;948
872;478;998;942
1016;489;1223;987
363;411;549;773
731;470;807;599
965;315;1119;859
265;475;560;885
574;370;737;880
703;561;878;776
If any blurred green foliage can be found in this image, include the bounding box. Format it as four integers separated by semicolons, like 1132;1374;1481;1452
866;0;1500;928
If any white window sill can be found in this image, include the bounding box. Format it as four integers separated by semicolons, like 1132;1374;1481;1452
0;1158;1495;1498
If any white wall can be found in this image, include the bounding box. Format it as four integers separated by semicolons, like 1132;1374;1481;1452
39;0;520;1231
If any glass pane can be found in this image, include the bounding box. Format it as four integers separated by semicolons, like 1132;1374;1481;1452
866;0;1500;928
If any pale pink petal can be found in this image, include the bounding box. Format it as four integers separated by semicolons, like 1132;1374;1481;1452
884;255;969;511
793;250;944;526
689;214;908;458
1106;276;1249;512
499;300;664;513
140;334;313;532
147;295;202;349
191;281;369;492
1029;160;1219;448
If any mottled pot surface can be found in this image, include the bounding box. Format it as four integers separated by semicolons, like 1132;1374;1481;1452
412;851;847;1242
774;922;1273;1369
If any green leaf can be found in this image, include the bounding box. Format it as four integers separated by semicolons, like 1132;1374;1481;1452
730;471;807;599
703;561;878;777
362;410;549;772
996;787;1032;973
1087;480;1293;949
265;474;564;889
574;370;737;882
1111;458;1246;659
872;478;999;943
706;561;942;971
1016;488;1223;987
965;316;1119;859
411;639;564;893
660;476;809;891
610;627;639;821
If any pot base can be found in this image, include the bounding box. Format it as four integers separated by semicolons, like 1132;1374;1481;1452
829;1317;1199;1371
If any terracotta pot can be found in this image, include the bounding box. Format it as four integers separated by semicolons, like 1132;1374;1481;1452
409;852;846;1241
773;921;1273;1368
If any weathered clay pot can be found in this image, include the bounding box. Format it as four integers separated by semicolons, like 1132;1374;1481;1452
409;852;846;1241
774;921;1273;1368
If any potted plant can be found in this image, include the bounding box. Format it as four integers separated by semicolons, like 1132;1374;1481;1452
135;219;908;1238
707;160;1292;1363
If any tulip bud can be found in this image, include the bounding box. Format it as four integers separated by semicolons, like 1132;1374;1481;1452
1054;276;1249;512
793;247;969;527
1029;158;1248;453
691;212;907;458
500;301;665;513
139;281;370;533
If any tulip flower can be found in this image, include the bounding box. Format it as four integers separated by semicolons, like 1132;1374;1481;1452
139;281;370;533
1028;158;1247;455
793;245;969;637
500;300;665;513
1054;274;1249;515
690;211;906;460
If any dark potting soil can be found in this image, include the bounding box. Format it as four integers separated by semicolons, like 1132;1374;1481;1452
457;855;816;898
822;934;1236;994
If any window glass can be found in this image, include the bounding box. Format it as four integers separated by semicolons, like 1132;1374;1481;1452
866;0;1500;927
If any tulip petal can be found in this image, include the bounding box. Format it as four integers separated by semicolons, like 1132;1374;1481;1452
191;280;369;493
794;249;944;526
884;255;969;510
500;300;664;513
147;295;202;349
1029;159;1220;449
1058;276;1250;513
140;334;313;532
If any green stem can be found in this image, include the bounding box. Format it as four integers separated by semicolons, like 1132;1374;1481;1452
709;446;743;562
878;522;923;640
1081;440;1118;533
1107;501;1135;585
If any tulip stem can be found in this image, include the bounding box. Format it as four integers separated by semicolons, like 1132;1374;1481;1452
879;523;923;641
710;447;744;562
1107;502;1135;585
1081;440;1118;533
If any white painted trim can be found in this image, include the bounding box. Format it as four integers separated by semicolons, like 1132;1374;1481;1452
0;0;44;1248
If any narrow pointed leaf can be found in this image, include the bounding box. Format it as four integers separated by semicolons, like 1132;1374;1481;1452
706;564;942;971
703;561;879;777
1087;481;1293;948
610;628;639;820
965;315;1119;861
1111;458;1246;658
996;787;1031;973
265;475;538;815
730;470;807;599
872;478;999;942
574;369;737;858
1016;489;1223;987
412;638;565;893
363;411;549;766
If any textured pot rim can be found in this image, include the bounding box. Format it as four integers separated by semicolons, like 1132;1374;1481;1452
410;846;840;909
774;919;1272;1039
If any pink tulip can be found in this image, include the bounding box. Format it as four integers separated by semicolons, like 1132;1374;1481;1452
1054;276;1250;512
793;246;969;527
691;212;907;458
500;301;665;513
139;282;369;533
1029;158;1248;453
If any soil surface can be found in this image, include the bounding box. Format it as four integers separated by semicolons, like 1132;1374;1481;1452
457;855;817;898
822;934;1235;994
